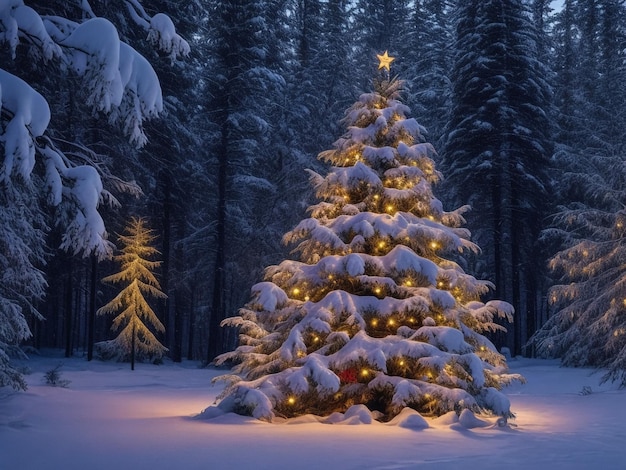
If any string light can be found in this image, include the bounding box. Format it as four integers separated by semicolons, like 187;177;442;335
292;288;300;295
430;241;438;250
374;287;382;295
287;396;296;405
371;319;379;327
360;369;370;377
387;318;396;326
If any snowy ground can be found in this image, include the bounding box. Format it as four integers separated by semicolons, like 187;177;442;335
1;351;624;470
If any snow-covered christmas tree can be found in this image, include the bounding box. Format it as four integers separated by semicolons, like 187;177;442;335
209;55;523;422
96;217;167;369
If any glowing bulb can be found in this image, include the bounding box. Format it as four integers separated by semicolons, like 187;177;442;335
387;319;396;326
404;280;413;287
618;221;623;228
292;288;300;295
374;194;380;200
386;205;394;213
378;241;385;248
430;241;438;249
399;360;405;366
328;274;334;280
287;397;296;405
313;336;320;343
304;295;310;301
374;287;382;295
371;319;379;327
438;281;444;287
408;317;415;323
361;369;369;377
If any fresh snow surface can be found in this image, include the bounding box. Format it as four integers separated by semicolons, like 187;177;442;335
1;352;625;469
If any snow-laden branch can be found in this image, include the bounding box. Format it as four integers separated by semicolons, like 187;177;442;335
0;69;50;182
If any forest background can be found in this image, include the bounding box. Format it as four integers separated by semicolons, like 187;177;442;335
1;0;622;377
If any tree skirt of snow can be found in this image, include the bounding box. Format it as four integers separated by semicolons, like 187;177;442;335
2;353;626;470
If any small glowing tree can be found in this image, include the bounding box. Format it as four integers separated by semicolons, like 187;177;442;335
96;217;167;369
210;57;523;422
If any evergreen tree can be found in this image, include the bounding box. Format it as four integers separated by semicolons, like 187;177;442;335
209;68;523;422
443;0;553;354
529;203;626;386
96;217;167;369
407;0;455;148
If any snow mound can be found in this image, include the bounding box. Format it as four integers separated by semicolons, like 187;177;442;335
458;409;490;429
286;414;322;424
386;407;429;429
432;410;459;426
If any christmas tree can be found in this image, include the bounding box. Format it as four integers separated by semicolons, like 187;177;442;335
211;54;523;422
96;217;167;369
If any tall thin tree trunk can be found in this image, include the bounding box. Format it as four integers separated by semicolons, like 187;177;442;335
64;257;73;358
207;82;230;364
207;116;228;363
87;254;97;361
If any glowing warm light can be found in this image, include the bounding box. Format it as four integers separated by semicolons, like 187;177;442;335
371;319;379;327
387;319;396;326
399;360;405;366
361;369;370;377
374;287;382;294
374;194;380;200
430;241;438;249
292;288;300;295
287;397;296;405
582;250;589;257
304;295;310;301
296;350;306;358
408;317;415;323
313;336;320;343
404;280;413;287
376;50;395;71
328;274;334;280
437;281;444;287
386;205;394;213
378;241;386;248
618;221;623;228
480;346;486;351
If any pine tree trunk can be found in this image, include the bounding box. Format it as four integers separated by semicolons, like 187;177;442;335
64;256;73;358
207;103;229;364
87;255;97;361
